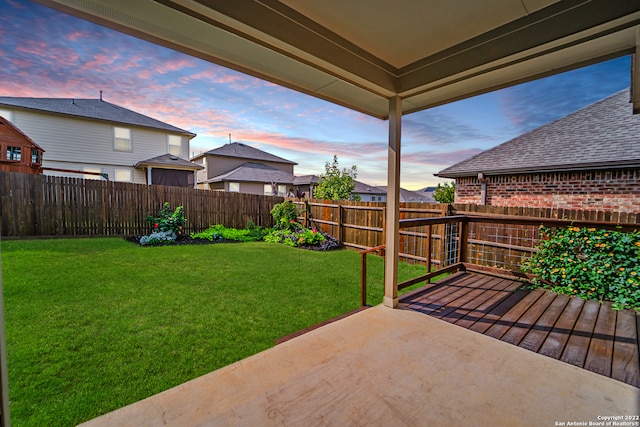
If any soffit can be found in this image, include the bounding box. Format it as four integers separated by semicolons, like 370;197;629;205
34;0;640;119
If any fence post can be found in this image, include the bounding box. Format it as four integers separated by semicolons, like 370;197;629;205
360;251;367;306
426;224;432;282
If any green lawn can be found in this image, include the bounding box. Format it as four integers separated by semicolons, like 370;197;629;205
0;238;427;426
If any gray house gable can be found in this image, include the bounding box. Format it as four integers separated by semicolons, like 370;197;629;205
207;162;294;184
437;89;640;178
196;142;297;165
0;97;195;137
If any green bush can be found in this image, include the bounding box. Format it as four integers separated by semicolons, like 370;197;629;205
270;201;299;230
191;223;267;242
146;202;186;234
524;226;640;310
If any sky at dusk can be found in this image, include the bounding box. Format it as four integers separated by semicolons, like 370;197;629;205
0;0;632;189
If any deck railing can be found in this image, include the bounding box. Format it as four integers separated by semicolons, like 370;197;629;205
359;214;640;306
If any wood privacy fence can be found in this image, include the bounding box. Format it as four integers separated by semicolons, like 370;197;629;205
2;171;639;247
0;172;280;237
296;199;640;268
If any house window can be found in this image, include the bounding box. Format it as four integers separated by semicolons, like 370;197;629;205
114;168;132;182
114;127;132;152
7;146;21;161
229;182;240;192
83;167;102;180
31;149;42;164
168;135;181;156
0;109;13;122
264;184;273;195
278;185;286;196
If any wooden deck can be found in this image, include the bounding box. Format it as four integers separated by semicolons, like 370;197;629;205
399;271;640;388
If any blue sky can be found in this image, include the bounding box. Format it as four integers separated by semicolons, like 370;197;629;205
0;0;632;189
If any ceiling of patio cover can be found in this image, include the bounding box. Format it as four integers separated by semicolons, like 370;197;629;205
34;0;640;119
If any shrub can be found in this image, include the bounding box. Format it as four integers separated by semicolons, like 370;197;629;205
146;202;186;234
524;226;640;310
270;201;299;230
139;230;177;246
191;222;268;242
263;222;333;249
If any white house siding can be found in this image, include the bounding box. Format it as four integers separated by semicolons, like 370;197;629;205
40;160;146;183
7;109;188;181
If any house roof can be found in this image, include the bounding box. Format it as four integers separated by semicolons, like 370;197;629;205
378;186;435;203
0;97;195;137
134;154;203;171
0;115;45;152
293;175;320;186
436;89;640;178
206;162;295;184
353;180;387;196
37;0;640;119
195;142;297;165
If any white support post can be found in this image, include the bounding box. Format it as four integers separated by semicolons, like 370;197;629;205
147;167;153;185
193;170;198;189
384;96;402;308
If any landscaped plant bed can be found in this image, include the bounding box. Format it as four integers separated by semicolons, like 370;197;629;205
131;201;342;250
524;225;640;311
124;234;240;246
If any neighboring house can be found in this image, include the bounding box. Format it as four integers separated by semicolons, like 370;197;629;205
353;180;387;202
0;115;44;175
436;89;640;212
351;181;434;203
378;186;435;203
192;142;296;196
0;97;201;186
292;174;319;199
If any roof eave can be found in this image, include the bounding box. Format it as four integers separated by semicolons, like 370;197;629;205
436;161;640;178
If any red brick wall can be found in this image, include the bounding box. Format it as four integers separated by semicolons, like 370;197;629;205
454;168;640;213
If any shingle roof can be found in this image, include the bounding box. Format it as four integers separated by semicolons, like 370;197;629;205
377;186;435;203
198;142;297;165
135;154;203;170
293;174;320;185
206;162;295;184
0;115;45;151
353;180;386;195
436;89;640;178
0;97;195;137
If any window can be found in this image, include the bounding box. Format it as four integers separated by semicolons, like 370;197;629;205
0;109;13;122
168;135;181;156
114;127;131;151
83;167;102;180
264;184;272;195
114;168;132;182
31;149;42;164
7;146;21;161
229;182;240;192
278;185;286;196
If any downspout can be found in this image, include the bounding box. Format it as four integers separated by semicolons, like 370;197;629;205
478;172;487;205
384;96;402;308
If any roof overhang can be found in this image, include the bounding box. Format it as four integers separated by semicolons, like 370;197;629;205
34;0;640;119
436;161;640;179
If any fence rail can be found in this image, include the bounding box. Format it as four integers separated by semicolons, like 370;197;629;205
359;213;640;306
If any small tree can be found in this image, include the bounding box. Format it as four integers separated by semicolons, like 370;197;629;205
433;181;455;203
313;155;359;201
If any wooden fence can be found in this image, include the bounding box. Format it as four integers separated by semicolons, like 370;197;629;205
0;172;280;237
2;171;639;246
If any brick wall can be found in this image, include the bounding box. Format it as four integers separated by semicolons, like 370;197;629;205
454;168;640;213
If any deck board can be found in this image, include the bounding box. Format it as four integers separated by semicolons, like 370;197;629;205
611;309;639;385
399;271;640;388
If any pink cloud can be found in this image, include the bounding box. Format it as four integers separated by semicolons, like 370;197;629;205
66;31;87;42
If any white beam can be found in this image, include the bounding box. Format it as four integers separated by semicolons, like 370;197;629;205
383;96;402;308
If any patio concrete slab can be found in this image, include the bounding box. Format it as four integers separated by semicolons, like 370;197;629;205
80;305;639;426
